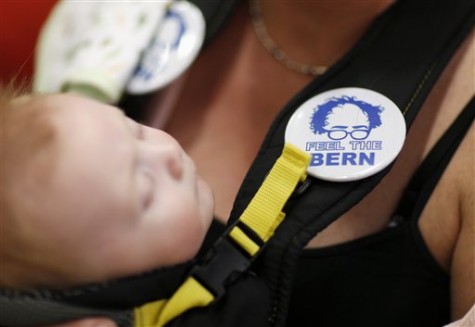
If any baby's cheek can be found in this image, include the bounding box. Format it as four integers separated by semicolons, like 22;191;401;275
92;192;207;279
139;206;206;267
63;210;142;283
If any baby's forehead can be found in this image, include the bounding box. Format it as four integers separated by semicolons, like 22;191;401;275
23;94;118;131
2;95;64;193
26;93;95;115
9;96;65;143
9;94;75;123
7;95;58;134
6;94;100;160
11;94;130;164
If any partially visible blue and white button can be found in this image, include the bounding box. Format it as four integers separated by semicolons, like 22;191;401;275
285;87;406;181
126;1;205;94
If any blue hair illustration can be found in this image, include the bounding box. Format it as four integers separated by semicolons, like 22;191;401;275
310;96;384;134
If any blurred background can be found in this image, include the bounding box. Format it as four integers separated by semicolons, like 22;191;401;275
1;0;57;84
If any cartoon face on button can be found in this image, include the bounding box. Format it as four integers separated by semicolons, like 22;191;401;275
310;96;384;140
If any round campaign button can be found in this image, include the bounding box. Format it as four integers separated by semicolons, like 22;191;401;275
285;87;406;182
127;1;205;94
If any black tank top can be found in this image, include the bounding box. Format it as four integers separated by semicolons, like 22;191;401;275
285;97;474;327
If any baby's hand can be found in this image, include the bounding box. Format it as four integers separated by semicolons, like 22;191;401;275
45;318;116;327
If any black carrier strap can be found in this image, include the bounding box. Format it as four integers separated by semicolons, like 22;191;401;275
395;96;475;220
0;263;191;327
223;0;474;325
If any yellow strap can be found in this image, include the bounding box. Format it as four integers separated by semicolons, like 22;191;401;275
239;143;309;241
134;299;167;327
135;143;310;326
135;277;214;327
229;226;260;256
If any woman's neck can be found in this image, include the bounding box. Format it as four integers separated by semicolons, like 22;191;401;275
256;0;396;67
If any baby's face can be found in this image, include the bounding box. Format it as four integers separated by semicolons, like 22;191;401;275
4;94;214;288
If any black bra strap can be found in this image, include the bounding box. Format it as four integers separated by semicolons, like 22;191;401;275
395;96;475;220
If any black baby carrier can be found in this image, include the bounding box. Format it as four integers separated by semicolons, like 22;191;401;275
1;0;474;326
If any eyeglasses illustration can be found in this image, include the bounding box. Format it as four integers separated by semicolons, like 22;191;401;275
324;126;370;140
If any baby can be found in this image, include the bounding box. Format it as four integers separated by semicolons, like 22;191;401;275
0;90;214;290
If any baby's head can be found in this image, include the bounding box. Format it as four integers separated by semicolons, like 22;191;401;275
0;92;214;289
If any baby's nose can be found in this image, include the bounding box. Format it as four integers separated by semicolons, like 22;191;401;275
144;129;188;180
157;142;184;180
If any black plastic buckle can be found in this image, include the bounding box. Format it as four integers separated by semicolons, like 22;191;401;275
190;236;251;300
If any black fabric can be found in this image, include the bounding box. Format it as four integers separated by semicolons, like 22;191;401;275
198;219;227;256
56;263;191;309
286;97;474;327
190;0;241;45
289;225;450;327
0;293;132;327
0;264;190;327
